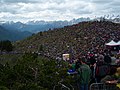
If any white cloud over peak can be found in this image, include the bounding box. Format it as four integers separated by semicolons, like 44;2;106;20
0;0;119;22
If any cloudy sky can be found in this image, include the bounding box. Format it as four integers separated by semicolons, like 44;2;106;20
0;0;120;22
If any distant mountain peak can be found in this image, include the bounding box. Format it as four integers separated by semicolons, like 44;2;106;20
1;16;120;34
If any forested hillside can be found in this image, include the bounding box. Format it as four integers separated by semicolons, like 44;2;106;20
0;53;72;90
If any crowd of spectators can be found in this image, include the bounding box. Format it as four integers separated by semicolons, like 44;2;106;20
14;21;120;61
13;20;120;89
15;21;119;57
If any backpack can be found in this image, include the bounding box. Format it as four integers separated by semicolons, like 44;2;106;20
95;64;110;77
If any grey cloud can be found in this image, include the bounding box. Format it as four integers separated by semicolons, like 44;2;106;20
110;1;120;6
1;0;29;3
74;10;92;15
0;3;23;14
91;0;113;4
49;0;66;4
110;6;120;13
92;0;120;14
69;6;93;15
0;0;66;4
0;0;119;22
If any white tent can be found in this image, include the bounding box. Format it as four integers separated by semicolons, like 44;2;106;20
105;40;118;46
116;41;120;45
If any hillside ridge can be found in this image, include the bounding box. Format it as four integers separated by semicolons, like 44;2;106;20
14;21;120;59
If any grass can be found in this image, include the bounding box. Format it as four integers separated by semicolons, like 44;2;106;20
0;54;22;66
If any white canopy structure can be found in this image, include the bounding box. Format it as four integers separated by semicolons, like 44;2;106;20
105;40;118;46
116;41;120;45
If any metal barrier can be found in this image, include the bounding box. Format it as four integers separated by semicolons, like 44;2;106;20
90;83;118;90
53;79;74;90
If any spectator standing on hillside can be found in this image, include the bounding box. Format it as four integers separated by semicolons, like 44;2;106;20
104;54;112;64
95;60;110;83
111;54;117;66
89;62;96;84
101;67;117;83
101;67;120;90
77;57;91;90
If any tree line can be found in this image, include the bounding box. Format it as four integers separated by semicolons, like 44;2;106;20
0;40;13;52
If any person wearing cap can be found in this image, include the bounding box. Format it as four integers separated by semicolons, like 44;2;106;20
77;57;91;90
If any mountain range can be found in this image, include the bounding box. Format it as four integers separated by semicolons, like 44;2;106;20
1;16;120;33
0;17;91;41
0;17;91;33
0;25;32;41
0;16;120;41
